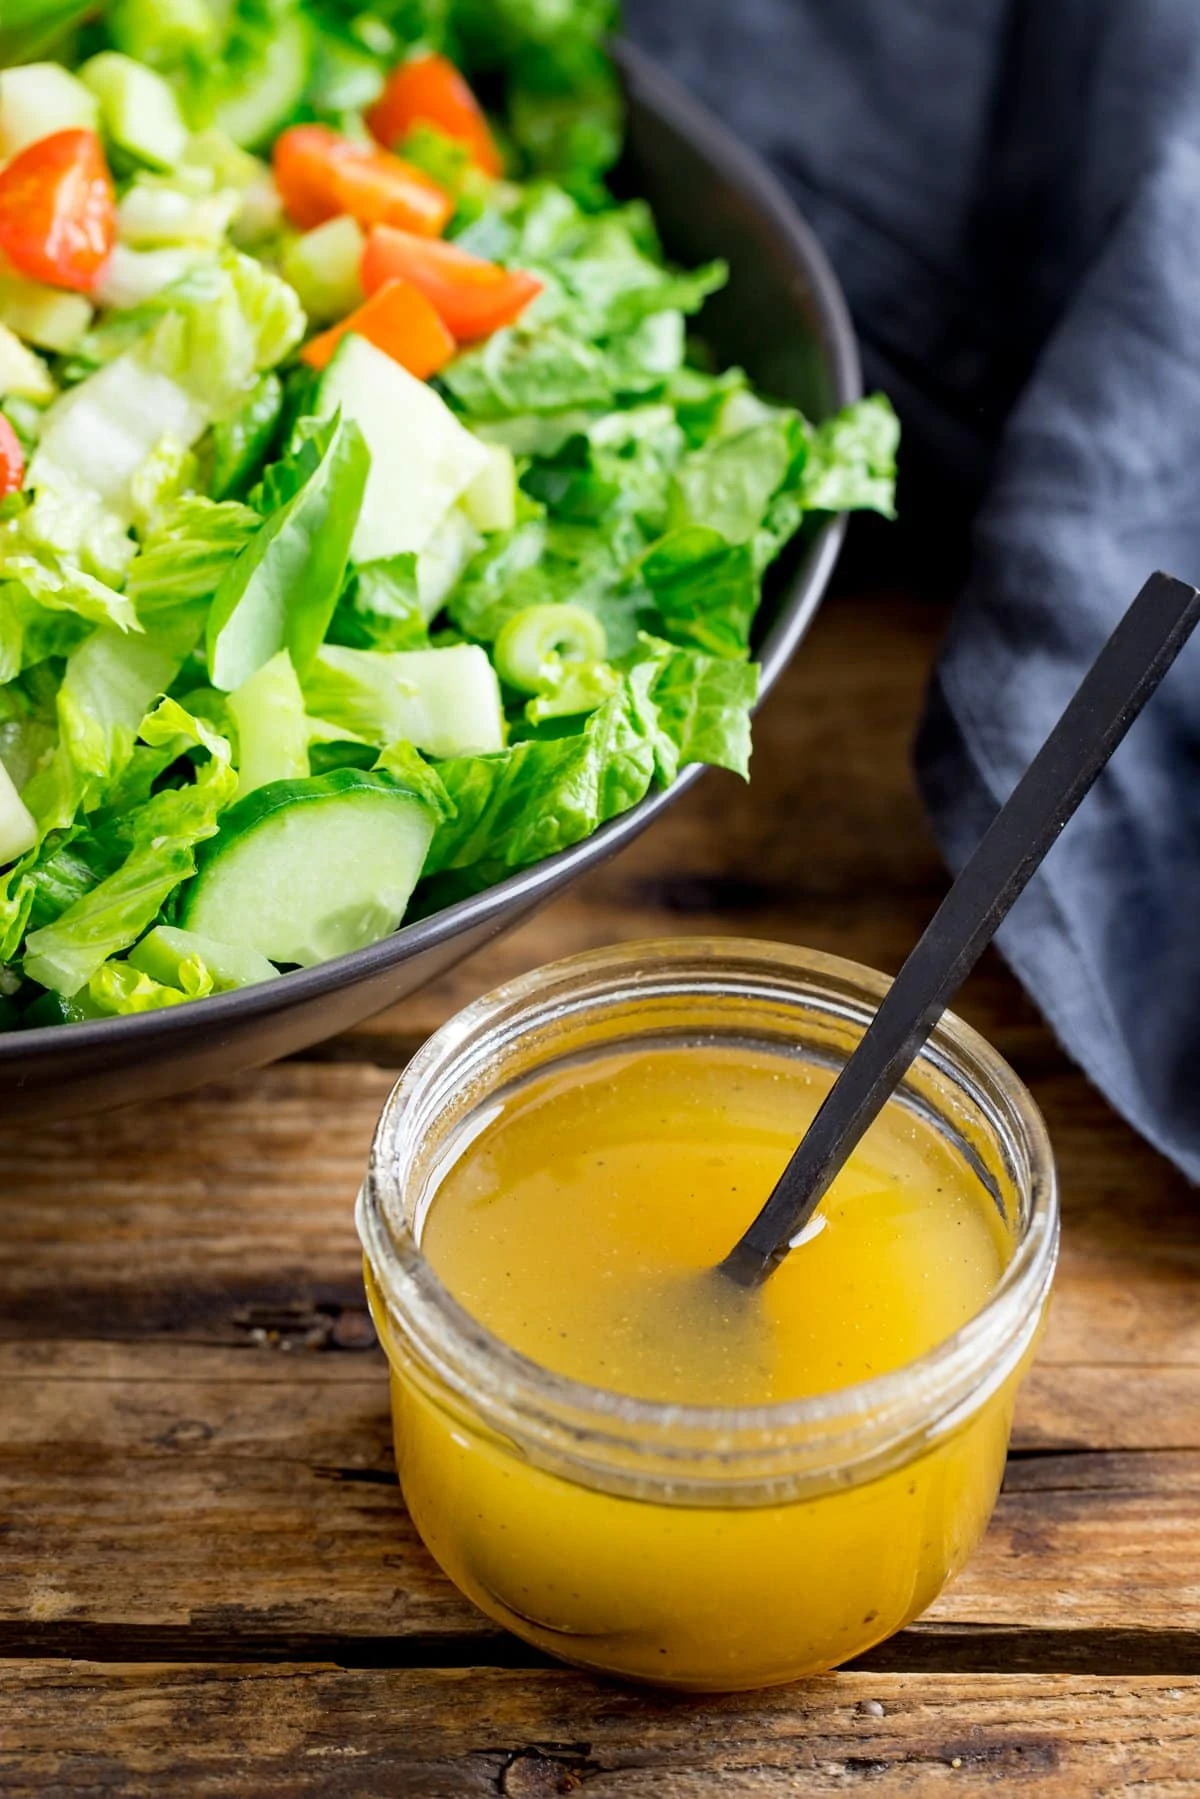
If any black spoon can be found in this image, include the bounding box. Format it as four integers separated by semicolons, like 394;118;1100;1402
719;570;1200;1291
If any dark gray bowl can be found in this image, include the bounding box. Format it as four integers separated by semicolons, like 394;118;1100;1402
1;41;860;1118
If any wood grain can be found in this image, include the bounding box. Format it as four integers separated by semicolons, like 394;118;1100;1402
2;1667;1198;1795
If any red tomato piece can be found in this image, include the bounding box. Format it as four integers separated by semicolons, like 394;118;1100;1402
273;124;452;237
361;225;542;341
301;277;456;378
0;414;24;496
0;129;115;292
366;52;502;177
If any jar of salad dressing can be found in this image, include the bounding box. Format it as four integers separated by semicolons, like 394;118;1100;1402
358;940;1058;1690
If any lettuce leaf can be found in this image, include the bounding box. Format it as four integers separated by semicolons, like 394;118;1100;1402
22;698;236;995
328;555;430;652
798;392;900;518
20;613;202;838
424;682;658;885
636;636;758;781
667;418;797;545
87;959;197;1015
125;495;261;611
143;251;305;419
421;631;755;893
207;410;370;688
637;527;758;660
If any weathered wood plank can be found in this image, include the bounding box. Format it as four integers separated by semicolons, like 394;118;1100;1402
1;1341;1198;1662
1;1666;1197;1795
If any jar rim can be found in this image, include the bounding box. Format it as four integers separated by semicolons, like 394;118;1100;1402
358;938;1058;1493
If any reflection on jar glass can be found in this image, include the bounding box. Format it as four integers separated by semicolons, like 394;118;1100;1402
358;939;1058;1691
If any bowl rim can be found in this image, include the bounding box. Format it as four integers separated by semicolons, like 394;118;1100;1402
2;38;862;1063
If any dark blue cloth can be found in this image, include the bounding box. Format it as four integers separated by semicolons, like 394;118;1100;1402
628;0;1200;1180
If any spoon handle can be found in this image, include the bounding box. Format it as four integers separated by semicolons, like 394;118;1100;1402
721;570;1200;1289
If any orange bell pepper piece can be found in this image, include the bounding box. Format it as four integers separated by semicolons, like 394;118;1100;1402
301;277;457;378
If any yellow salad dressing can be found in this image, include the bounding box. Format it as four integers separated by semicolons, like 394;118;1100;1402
372;1039;1035;1689
420;1045;1009;1407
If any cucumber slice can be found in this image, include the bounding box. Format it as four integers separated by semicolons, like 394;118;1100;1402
128;923;278;992
80;52;188;171
315;334;490;563
302;643;504;758
460;442;517;534
0;269;92;354
0;323;54;402
416;507;482;619
282;215;365;326
0;63;98;160
212;14;310;151
182;767;435;965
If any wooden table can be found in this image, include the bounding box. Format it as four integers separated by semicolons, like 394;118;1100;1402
2;578;1197;1794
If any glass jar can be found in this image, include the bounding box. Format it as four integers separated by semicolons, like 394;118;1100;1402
357;939;1058;1691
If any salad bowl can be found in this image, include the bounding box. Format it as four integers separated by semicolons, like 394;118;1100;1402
0;40;859;1117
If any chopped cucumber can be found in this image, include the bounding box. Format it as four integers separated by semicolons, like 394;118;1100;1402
128;923;278;992
230;171;285;248
0;63;98;160
0;269;92;354
302;642;505;758
315;334;490;563
182;767;436;965
0;324;54;403
31;350;208;516
0;758;37;865
212;14;310;151
81;52;188;171
227;649;310;796
417;507;482;619
282;216;365;326
460;441;517;534
93;243;200;312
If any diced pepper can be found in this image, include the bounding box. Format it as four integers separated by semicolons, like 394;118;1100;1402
301;278;456;378
272;124;452;237
366;53;502;177
0;128;115;292
361;225;542;341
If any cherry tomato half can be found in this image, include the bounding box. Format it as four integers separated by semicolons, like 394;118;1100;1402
0;129;115;292
366;53;502;177
273;125;452;237
361;225;542;340
0;414;25;497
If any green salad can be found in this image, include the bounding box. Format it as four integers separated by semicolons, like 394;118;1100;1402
0;0;896;1027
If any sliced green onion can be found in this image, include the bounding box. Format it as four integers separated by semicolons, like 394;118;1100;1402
493;603;608;695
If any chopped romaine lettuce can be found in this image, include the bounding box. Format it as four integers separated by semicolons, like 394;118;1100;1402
0;3;899;1025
